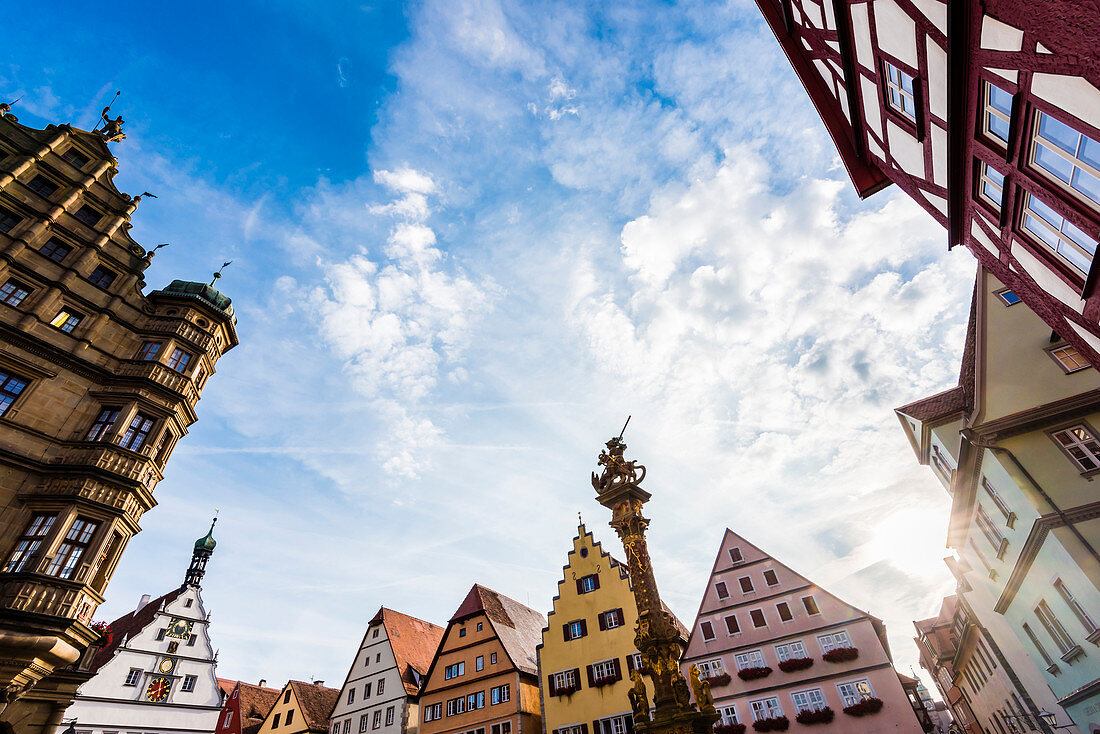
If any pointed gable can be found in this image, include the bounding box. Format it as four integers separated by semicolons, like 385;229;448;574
289;680;341;732
376;607;444;695
450;584;545;676
86;588;182;673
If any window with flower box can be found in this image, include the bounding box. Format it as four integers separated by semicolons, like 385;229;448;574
735;650;765;671
699;658;724;677
1051;425;1100;472
774;641;808;662
749;698;782;721
718;706;739;725
817;631;852;653
791;689;827;713
549;668;580;696
589;658;620;686
836;680;874;707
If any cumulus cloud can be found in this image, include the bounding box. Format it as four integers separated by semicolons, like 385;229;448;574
310;169;494;476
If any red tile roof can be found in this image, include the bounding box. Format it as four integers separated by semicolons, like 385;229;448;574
451;584;546;676
87;588;182;673
370;607;444;695
289;680;341;732
221;680;281;734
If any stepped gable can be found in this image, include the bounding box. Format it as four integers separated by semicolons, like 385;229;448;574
87;588;181;673
371;606;445;694
452;584;546;676
289;680;341;732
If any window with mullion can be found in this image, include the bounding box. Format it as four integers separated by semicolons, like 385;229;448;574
118;412;155;451
837;680;874;707
978;162;1006;209
88;265;116;290
0;369;28;417
39;237;72;264
1054;579;1098;635
982;82;1013;145
3;513;56;573
980;478;1014;524
167;347;193;373
735;650;765;670
791;688;827;713
0;206;22;233
87;408;121;441
775;640;808;661
750;697;782;721
1051;424;1100;472
138;342;163;361
50;309;82;334
0;279;32;307
974;505;1006;556
45;516;99;578
1035;599;1075;654
882;60;917;121
1021;191;1098;275
1031;110;1100;209
1049;344;1090;373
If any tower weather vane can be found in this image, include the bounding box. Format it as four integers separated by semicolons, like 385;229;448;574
210;261;233;287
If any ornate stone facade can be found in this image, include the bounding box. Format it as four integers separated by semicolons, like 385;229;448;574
0;109;237;732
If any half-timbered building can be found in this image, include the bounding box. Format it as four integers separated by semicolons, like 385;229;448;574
754;0;1100;365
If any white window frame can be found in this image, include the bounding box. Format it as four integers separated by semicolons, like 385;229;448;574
568;620;584;639
592;658;616;683
1035;599;1075;654
882;60;917;121
978;161;1006;209
975;504;1008;558
817;630;852;653
181;674;197;692
124;668;142;686
1048;343;1090;374
579;575;597;593
361;714;369;732
698;658;724;677
837;679;875;707
728;547;743;564
603;610;622;629
1022;191;1097;275
1054;579;1098;635
552;669;578;691
749;697;783;721
1030;109;1100;210
775;640;808;661
718;706;739;726
1051;424;1100;472
734;650;765;670
982;81;1013;144
791;688;828;713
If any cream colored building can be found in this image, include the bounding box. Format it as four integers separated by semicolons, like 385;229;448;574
0;107;237;731
329;607;444;734
899;266;1099;732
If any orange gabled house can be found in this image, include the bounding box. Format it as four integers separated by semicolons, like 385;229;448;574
419;585;546;734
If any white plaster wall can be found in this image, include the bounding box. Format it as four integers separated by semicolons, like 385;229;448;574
909;0;946;34
1009;242;1087;312
822;0;835;31
802;1;823;29
813;60;835;99
850;3;873;69
926;40;948;120
923;191;947;217
874;0;918;68
886;120;925;178
931;125;947;187
861;78;883;141
1031;75;1100;132
330;622;410;734
980;16;1024;52
988;68;1019;85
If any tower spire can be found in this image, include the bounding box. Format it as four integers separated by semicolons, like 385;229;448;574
184;513;218;589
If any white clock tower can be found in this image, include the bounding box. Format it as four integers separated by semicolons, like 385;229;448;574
62;520;226;734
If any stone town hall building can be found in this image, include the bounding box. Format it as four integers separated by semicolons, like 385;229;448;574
0;107;237;732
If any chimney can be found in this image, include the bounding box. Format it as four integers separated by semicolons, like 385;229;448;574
137;594;151;612
259;679;266;688
314;680;324;686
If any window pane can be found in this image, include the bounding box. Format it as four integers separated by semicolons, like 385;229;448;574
1072;167;1100;204
1035;143;1074;183
1039;113;1079;154
1079;135;1100;170
989;85;1013;116
983;181;1003;205
988;114;1010;142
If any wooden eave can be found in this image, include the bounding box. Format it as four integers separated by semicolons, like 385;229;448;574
754;0;891;198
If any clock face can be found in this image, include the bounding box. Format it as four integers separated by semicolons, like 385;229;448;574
159;657;176;674
166;618;194;639
146;677;171;702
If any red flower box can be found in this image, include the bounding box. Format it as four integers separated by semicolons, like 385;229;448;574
777;657;814;673
795;708;834;725
715;725;746;734
822;647;859;663
555;683;579;696
592;677;616;688
737;666;773;681
842;698;884;717
752;716;789;732
706;673;732;687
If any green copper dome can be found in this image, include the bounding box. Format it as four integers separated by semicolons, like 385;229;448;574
194;518;217;552
155;279;236;322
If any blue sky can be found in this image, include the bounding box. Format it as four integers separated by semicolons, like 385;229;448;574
7;0;975;693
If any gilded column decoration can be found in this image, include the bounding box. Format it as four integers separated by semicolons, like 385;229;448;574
593;432;718;734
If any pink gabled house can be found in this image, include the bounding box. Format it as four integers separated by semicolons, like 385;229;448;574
681;529;926;734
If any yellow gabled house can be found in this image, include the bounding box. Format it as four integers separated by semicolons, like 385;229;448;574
256;680;340;734
538;521;686;734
